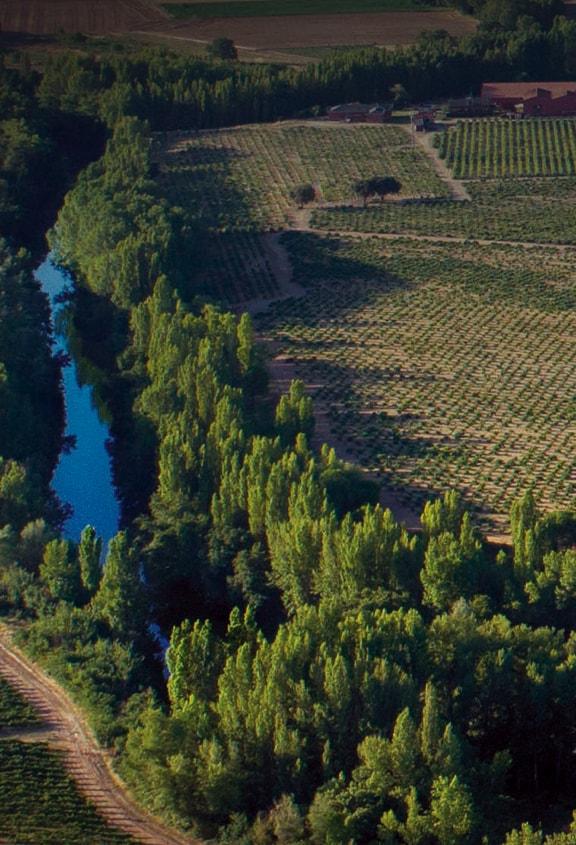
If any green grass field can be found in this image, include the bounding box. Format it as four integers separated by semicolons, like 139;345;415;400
438;118;576;179
257;233;576;529
0;741;133;844
164;0;441;20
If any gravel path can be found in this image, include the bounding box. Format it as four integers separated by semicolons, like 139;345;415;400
0;627;197;845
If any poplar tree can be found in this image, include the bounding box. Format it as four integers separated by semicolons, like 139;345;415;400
39;538;81;604
91;531;143;640
78;525;102;596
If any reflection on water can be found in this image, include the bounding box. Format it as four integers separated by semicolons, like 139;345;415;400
35;257;120;548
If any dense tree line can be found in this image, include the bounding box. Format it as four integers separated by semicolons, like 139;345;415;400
450;0;564;30
0;57;105;252
35;10;576;135
0;244;64;535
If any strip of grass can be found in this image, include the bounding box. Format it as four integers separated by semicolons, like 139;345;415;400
164;1;442;19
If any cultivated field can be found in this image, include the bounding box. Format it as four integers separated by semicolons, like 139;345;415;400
159;122;449;232
158;115;576;532
438;118;576;178
257;234;576;531
0;741;133;843
0;674;132;843
154;9;476;50
0;678;38;727
312;177;576;243
0;0;166;34
164;0;447;18
0;0;476;56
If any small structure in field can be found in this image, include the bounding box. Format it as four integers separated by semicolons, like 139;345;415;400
327;102;393;123
412;109;436;132
481;82;576;116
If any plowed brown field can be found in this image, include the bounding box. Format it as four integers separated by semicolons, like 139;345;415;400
154;9;476;49
0;0;167;34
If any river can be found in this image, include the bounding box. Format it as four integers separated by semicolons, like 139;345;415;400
35;257;120;549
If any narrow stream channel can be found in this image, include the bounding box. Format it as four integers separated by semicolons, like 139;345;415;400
35;257;120;548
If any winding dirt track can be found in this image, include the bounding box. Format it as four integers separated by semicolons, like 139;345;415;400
0;626;197;845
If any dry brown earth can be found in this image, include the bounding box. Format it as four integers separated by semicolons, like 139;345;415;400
152;9;476;49
0;2;476;54
0;0;168;35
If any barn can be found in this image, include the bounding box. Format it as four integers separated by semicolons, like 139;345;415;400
327;102;393;123
481;82;576;116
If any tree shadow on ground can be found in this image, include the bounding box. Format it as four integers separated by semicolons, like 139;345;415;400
163;144;256;232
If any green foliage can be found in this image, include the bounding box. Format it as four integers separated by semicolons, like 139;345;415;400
78;525;103;596
353;176;402;206
91;532;145;641
430;775;476;845
207;38;238;61
40;539;82;604
50;117;195;309
167;618;224;708
275;380;315;446
291;184;316;209
0;244;64;531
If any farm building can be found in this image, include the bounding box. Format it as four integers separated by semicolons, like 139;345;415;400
481;82;576;116
442;96;494;117
327;102;393;123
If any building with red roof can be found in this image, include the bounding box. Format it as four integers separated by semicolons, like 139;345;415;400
481;82;576;116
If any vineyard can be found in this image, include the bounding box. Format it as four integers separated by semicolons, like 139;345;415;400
195;233;279;303
0;741;133;843
0;675;133;842
438;118;576;179
257;233;576;530
0;678;38;727
311;177;576;243
158;123;449;232
159;118;576;528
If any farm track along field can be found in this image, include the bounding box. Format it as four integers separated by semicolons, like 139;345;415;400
0;628;197;845
409;127;472;202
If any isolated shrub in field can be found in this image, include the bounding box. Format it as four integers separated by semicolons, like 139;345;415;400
207;37;238;61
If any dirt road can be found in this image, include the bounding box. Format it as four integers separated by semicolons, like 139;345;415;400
0;627;196;845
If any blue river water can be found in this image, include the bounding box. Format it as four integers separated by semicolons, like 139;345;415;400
35;257;120;548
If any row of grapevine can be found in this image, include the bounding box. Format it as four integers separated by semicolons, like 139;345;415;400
158;122;450;233
438;118;576;178
257;233;576;530
311;177;576;243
